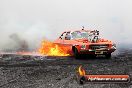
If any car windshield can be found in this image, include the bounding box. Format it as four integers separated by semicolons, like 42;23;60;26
71;31;100;42
71;31;89;39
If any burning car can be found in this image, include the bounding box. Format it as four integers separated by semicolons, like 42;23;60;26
54;28;116;59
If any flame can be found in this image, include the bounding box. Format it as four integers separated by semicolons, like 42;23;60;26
78;66;86;76
38;40;70;56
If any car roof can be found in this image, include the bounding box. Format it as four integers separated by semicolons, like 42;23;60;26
63;29;94;33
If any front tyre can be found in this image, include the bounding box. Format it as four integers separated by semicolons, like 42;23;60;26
73;47;80;59
105;53;111;58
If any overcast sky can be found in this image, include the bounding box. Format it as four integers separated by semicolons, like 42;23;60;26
0;0;132;49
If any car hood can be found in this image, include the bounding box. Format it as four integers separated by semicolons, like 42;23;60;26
74;38;89;43
74;38;112;44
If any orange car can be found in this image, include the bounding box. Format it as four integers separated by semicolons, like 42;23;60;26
54;29;116;59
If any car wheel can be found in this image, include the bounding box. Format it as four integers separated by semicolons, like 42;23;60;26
92;54;97;58
105;53;111;58
73;47;80;59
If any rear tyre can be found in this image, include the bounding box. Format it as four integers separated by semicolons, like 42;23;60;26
105;53;111;58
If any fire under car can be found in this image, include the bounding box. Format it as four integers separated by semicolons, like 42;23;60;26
54;28;116;59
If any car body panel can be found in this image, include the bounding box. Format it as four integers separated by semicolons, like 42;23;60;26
54;29;116;56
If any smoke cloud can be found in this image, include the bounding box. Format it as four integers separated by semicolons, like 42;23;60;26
0;0;132;51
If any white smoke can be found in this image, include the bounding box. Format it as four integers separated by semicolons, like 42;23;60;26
0;0;132;51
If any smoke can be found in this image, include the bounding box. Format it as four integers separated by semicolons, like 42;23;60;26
0;0;132;51
0;21;52;51
9;33;29;51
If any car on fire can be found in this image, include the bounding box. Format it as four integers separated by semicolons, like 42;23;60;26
54;28;116;59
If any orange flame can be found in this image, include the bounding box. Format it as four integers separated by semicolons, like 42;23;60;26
78;66;86;76
38;40;70;56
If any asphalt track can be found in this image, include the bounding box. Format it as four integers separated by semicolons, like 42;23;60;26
0;48;132;88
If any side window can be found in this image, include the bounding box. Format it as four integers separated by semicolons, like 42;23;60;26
60;32;67;40
65;32;71;40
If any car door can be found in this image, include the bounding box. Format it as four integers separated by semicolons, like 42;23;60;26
60;32;67;44
63;32;73;52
